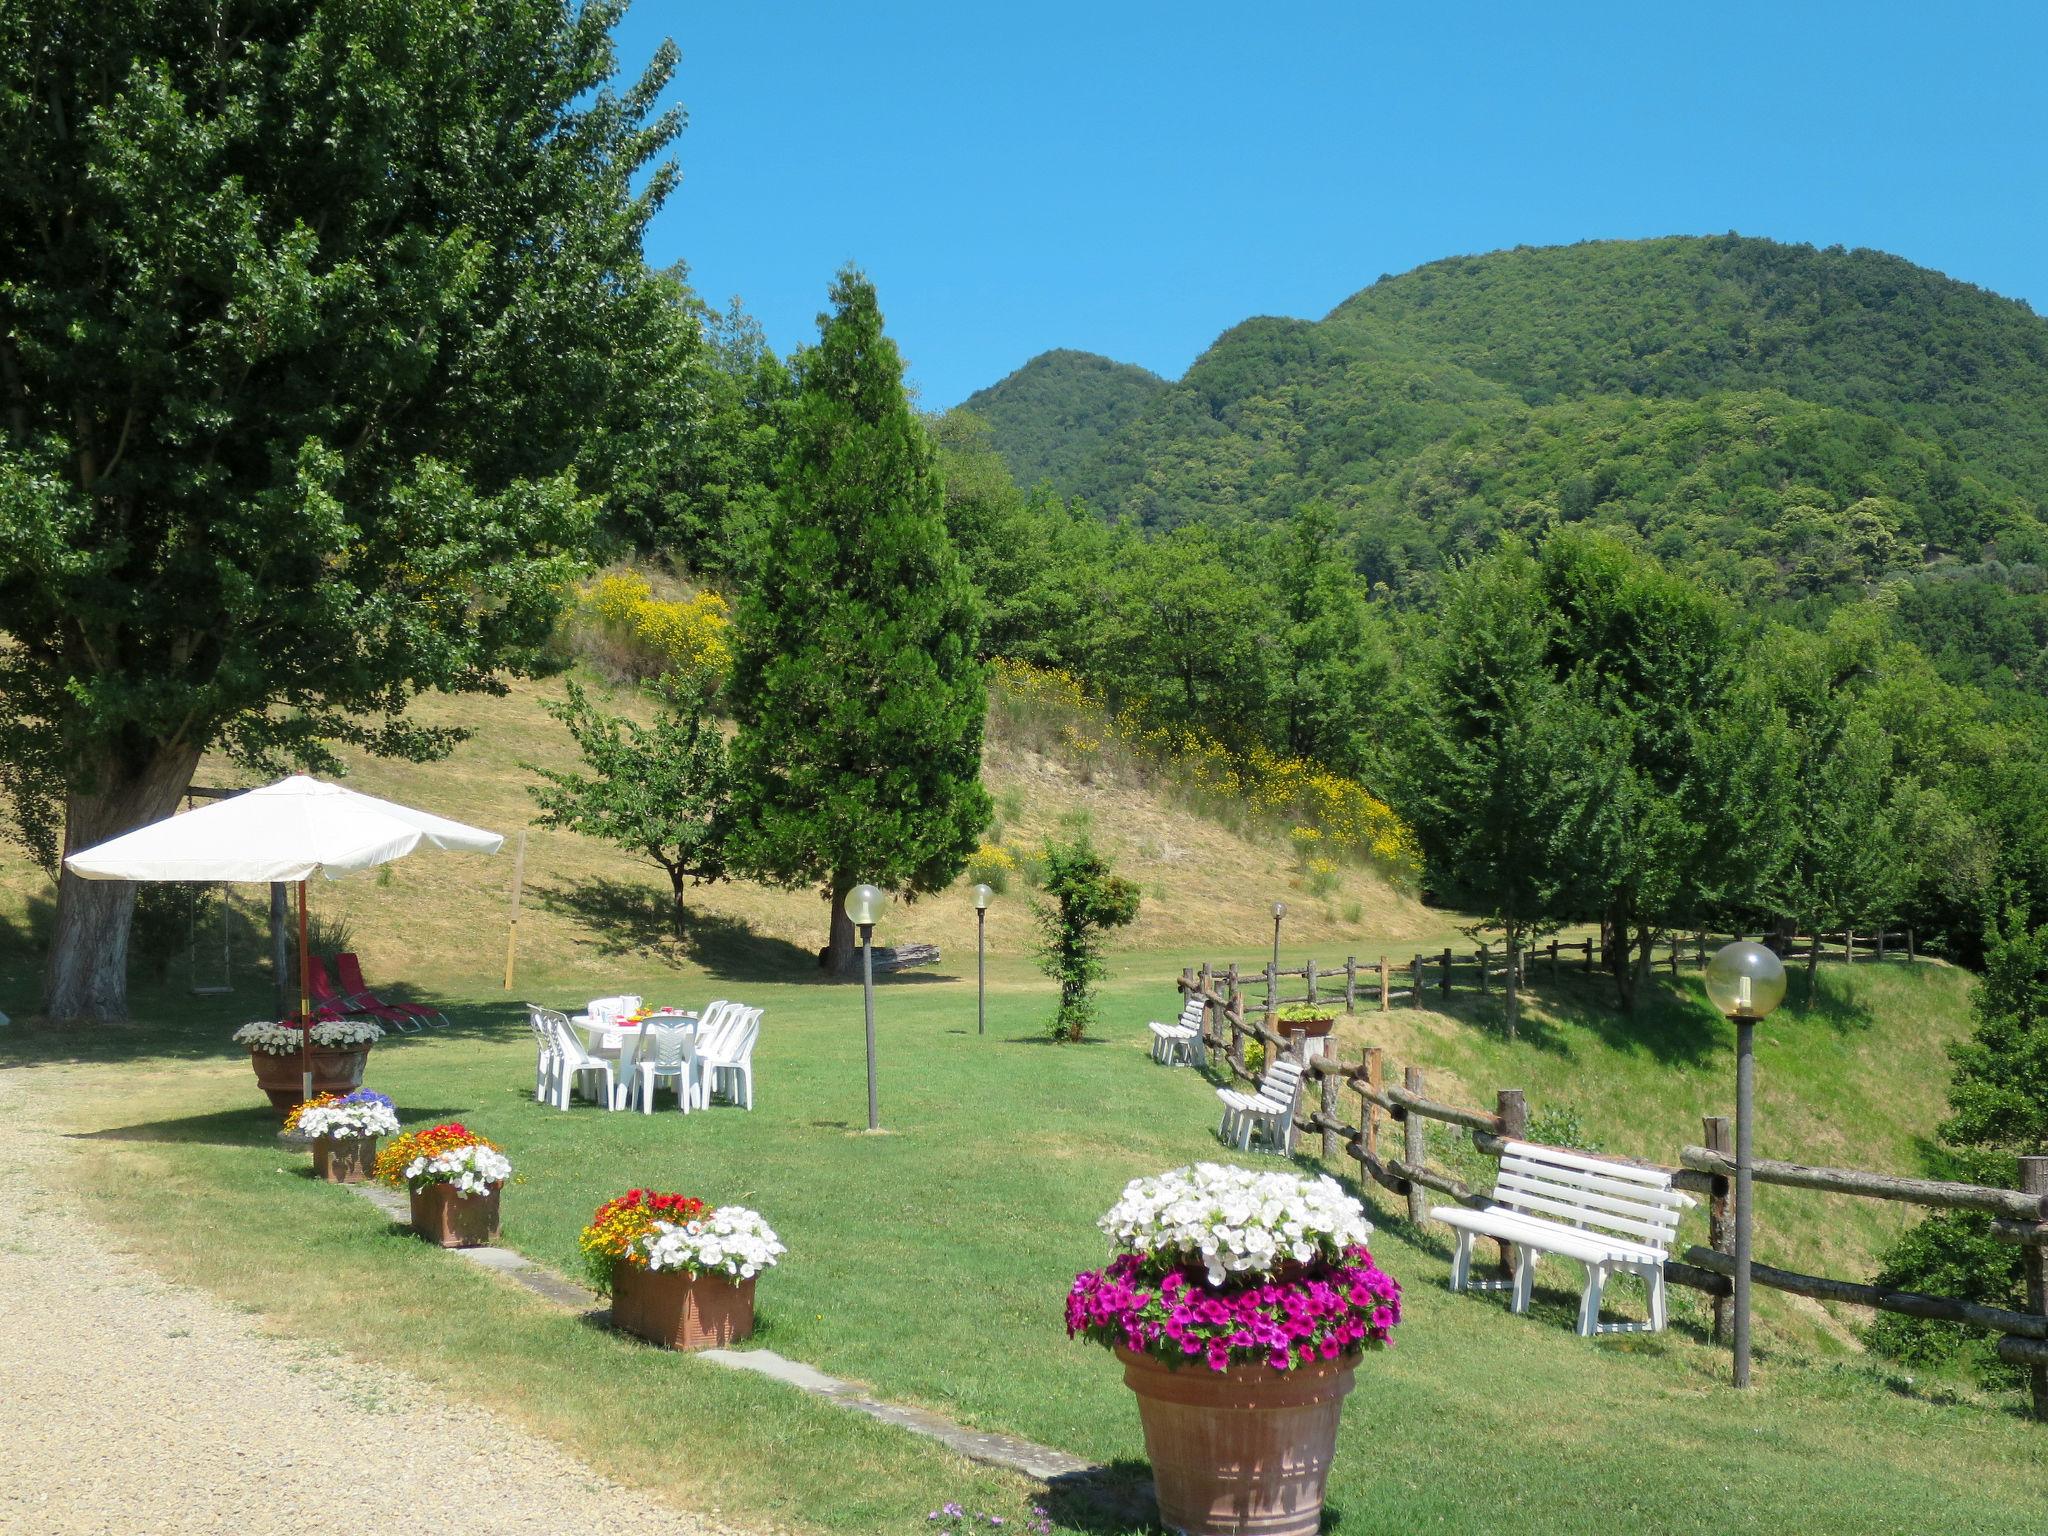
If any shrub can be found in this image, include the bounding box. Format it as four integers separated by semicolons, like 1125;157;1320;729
558;569;731;695
965;841;1018;894
1033;838;1140;1042
1527;1104;1604;1154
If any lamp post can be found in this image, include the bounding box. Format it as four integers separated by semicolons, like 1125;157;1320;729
1271;901;1287;1023
972;883;994;1036
846;883;887;1131
1704;939;1787;1389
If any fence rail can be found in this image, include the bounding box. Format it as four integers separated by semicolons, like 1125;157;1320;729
1172;963;2046;1421
1195;928;1918;1024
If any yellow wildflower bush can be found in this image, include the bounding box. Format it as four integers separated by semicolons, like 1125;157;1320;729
562;570;732;693
989;659;1420;883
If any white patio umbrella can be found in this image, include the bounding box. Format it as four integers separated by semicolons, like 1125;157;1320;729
66;775;504;1098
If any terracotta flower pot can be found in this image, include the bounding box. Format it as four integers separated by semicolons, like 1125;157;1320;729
1274;1014;1338;1040
408;1182;501;1248
250;1046;371;1118
611;1261;756;1350
1117;1346;1357;1536
311;1133;379;1184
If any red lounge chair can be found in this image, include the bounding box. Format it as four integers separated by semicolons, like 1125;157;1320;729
306;953;420;1032
334;951;444;1028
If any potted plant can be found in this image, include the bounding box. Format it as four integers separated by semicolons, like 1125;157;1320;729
1067;1163;1400;1536
289;1089;400;1183
234;1018;384;1117
581;1188;784;1350
1273;1002;1339;1040
377;1123;510;1247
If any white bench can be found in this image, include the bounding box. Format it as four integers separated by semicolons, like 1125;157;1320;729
1149;998;1207;1065
1430;1140;1695;1336
1216;1058;1305;1153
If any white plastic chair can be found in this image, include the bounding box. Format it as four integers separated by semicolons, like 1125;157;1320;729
698;1006;758;1110
524;1004;561;1103
1149;998;1207;1066
548;1013;621;1110
1216;1058;1305;1152
631;1024;698;1114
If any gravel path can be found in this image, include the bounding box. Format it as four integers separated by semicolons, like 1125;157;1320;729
0;1074;743;1536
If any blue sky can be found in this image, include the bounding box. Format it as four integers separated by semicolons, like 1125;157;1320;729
615;2;2047;409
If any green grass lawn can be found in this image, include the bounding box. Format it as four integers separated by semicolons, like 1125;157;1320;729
10;948;2048;1535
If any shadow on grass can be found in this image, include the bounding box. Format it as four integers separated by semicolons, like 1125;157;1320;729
1787;966;1880;1033
1041;1458;1158;1534
69;1103;470;1149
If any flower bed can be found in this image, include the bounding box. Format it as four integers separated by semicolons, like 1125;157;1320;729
1070;1163;1398;1371
234;1018;385;1053
579;1189;783;1291
1068;1163;1399;1535
291;1089;400;1140
582;1189;784;1350
377;1122;511;1194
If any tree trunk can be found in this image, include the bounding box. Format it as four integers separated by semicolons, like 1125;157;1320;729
1503;924;1520;1043
824;873;859;977
665;865;688;940
42;741;204;1023
1805;915;1821;995
1607;907;1637;1014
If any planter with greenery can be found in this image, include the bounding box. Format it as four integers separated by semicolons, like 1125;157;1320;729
379;1124;510;1247
1068;1164;1400;1536
288;1089;400;1183
581;1189;785;1350
234;1019;383;1116
1273;1002;1339;1039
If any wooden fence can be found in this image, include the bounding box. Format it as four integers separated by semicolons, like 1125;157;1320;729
1174;970;2048;1421
1194;926;1917;1022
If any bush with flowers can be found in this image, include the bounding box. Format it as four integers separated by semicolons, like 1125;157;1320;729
1067;1163;1400;1374
234;1017;385;1053
375;1122;510;1195
579;1189;784;1293
291;1089;400;1140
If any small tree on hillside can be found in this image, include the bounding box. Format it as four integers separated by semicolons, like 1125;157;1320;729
1870;907;2048;1384
726;269;990;973
1396;547;1567;1040
1034;838;1141;1042
528;682;731;939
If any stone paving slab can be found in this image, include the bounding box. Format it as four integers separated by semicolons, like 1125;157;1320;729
340;1180;1107;1488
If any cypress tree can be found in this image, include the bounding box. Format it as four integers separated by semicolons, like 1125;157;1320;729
728;269;990;973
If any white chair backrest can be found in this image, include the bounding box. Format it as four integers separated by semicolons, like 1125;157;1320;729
1491;1140;1694;1254
695;999;731;1039
552;1012;598;1064
525;1004;552;1042
648;1024;694;1068
1180;998;1205;1027
702;1002;745;1057
730;1011;761;1058
1258;1059;1305;1102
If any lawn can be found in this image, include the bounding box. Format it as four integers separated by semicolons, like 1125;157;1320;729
10;947;2047;1535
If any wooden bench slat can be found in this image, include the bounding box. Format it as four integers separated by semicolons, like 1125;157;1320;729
1431;1207;1666;1265
1498;1156;1695;1209
1499;1139;1677;1186
1495;1170;1689;1228
1495;1190;1682;1245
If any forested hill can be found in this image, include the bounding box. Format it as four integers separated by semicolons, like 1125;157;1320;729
964;235;2048;696
959;348;1165;491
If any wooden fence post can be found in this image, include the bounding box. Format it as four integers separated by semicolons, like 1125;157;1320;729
1225;962;1240;1016
1344;956;1357;1014
1875;928;1887;961
1265;960;1278;1031
1504;939;1519;1042
1362;1046;1383;1163
1706;1115;1735;1345
1495;1089;1526;1276
1582;937;1593;974
1379;955;1390;1013
2023;1157;2048;1421
1668;933;1679;976
1440;947;1453;998
1907;927;1917;963
1411;954;1424;1008
1403;1066;1428;1226
1548;938;1560;980
1306;959;1318;1008
1477;943;1490;995
1696;930;1707;968
1845;927;1856;964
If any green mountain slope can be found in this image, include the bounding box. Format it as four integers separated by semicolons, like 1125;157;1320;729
960;348;1165;491
1329;236;2048;497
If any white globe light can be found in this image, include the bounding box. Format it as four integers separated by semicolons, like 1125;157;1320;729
844;883;886;926
1272;901;1287;919
971;883;994;911
1704;941;1786;1019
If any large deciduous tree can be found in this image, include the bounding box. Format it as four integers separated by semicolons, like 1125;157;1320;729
727;269;990;974
0;0;684;1019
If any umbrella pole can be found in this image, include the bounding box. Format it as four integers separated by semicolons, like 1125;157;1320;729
298;879;312;1102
